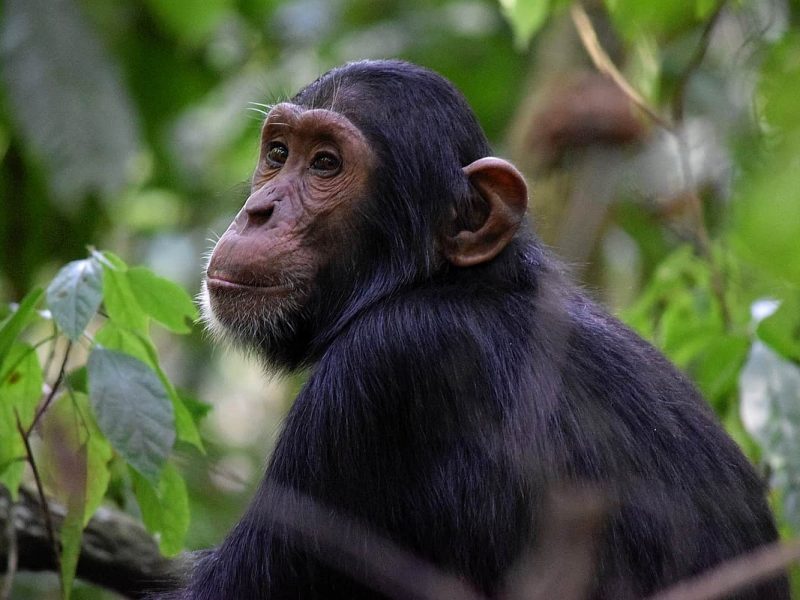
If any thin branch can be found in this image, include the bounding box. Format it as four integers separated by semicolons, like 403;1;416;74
14;412;61;592
648;539;800;600
672;1;727;123
570;4;672;131
571;1;732;328
26;341;72;438
41;323;59;384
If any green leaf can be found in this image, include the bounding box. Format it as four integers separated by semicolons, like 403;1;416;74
0;0;140;204
498;0;550;50
757;298;800;363
102;261;149;333
59;443;87;600
0;288;43;366
96;322;204;452
46;257;103;341
695;0;717;19
0;343;44;498
156;463;190;555
740;342;800;529
127;266;198;334
693;334;749;404
604;0;701;40
87;348;175;483
130;463;190;556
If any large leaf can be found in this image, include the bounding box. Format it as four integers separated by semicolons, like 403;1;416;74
87;348;175;482
0;344;44;498
740;342;800;529
128;266;198;334
95;322;204;451
40;392;113;526
46;258;103;341
0;0;140;204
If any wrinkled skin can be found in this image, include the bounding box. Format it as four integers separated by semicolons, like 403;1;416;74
203;104;376;361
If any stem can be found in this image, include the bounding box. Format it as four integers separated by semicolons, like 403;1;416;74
672;1;727;123
26;341;72;438
14;411;62;593
570;4;672;131
42;323;59;383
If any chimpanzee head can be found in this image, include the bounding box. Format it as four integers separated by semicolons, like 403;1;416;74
201;60;528;368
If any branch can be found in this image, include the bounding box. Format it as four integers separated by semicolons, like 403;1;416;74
0;487;183;599
648;539;800;600
672;1;727;123
15;412;60;583
570;4;672;131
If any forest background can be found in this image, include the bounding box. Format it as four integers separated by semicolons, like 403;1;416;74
1;0;799;597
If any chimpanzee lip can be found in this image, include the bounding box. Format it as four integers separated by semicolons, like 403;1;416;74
207;275;289;293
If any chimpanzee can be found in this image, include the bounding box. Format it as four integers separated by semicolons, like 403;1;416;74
177;60;788;598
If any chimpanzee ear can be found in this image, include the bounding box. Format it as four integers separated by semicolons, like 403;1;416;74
443;157;528;267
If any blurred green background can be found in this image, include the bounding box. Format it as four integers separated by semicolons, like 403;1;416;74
1;0;800;597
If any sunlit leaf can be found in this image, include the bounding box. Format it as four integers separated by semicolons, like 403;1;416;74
102;262;149;333
0;288;43;367
128;266;198;334
0;0;140;205
0;343;43;498
130;462;190;556
87;348;175;482
46;257;103;341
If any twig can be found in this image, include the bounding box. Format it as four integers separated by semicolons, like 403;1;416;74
648;539;800;600
42;323;59;384
0;504;17;600
14;411;61;593
571;2;732;328
672;1;727;123
26;341;72;438
570;4;672;131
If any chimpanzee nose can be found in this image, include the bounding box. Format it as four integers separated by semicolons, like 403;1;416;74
243;185;285;228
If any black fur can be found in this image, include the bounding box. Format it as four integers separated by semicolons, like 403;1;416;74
170;61;789;598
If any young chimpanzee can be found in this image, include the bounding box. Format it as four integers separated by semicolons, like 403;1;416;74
178;61;788;598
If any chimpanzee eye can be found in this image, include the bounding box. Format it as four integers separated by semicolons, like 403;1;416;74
266;143;288;166
310;152;341;174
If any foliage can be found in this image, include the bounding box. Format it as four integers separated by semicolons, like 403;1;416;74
500;0;800;559
0;250;199;597
1;0;800;596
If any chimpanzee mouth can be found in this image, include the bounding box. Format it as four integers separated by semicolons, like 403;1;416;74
206;275;291;293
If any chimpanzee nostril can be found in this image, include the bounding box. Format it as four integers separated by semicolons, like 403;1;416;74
244;201;275;227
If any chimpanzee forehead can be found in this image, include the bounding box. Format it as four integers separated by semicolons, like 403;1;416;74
263;102;367;142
